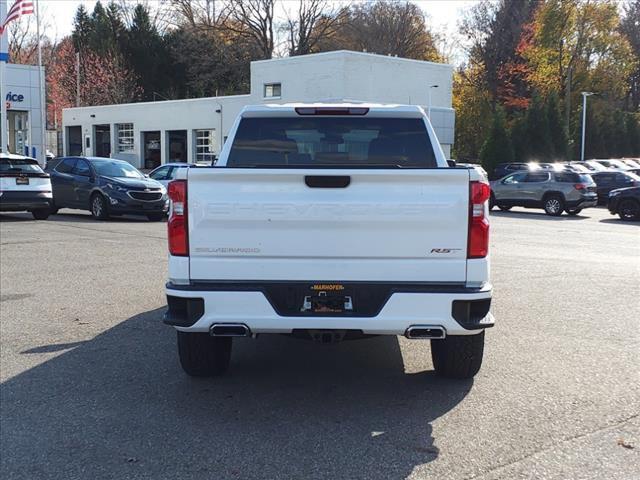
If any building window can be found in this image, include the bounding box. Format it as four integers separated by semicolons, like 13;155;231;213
264;83;281;98
195;129;216;164
116;123;134;153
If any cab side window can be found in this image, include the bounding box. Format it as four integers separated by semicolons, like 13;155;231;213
595;174;613;185
524;172;550;182
56;158;76;174
503;172;526;184
616;173;633;184
150;166;171;180
72;159;91;177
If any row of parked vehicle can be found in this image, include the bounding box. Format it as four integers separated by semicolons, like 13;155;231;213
2;153;639;221
488;159;640;220
0;153;195;221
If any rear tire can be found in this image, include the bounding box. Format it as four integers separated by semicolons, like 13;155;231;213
31;209;50;220
489;194;496;210
177;331;232;377
431;331;484;379
90;193;109;220
567;209;582;216
618;199;640;221
543;194;564;216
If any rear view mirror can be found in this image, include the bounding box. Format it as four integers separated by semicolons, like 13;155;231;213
447;159;457;167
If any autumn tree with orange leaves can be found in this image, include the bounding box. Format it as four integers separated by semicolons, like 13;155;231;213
47;38;141;126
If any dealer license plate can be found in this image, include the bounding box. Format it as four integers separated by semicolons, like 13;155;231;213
301;284;354;314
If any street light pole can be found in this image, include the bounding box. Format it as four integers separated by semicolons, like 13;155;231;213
427;84;439;119
581;91;594;162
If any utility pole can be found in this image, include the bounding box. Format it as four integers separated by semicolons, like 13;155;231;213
564;66;572;135
76;52;80;107
580;92;594;162
1;0;8;153
36;0;46;164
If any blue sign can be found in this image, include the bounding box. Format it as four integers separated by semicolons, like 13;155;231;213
0;52;8;62
6;92;24;102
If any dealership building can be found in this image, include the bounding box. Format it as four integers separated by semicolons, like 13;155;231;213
62;50;455;168
1;63;47;164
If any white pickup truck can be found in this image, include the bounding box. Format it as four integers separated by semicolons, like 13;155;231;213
164;103;494;379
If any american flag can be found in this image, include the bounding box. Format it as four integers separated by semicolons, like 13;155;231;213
0;0;34;35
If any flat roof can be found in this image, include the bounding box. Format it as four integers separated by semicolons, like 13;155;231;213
251;49;453;70
63;93;251;113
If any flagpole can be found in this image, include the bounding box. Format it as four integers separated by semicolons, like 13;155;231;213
35;0;45;164
0;0;8;154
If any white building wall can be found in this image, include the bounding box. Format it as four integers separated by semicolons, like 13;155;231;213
2;64;46;164
63;50;456;165
63;95;250;168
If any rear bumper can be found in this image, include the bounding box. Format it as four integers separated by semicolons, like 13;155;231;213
0;191;52;211
607;196;621;214
165;282;494;336
566;195;598;209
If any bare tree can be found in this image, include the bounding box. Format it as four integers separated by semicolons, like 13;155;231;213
315;1;440;61
224;0;275;59
167;0;224;29
284;0;346;56
8;12;57;66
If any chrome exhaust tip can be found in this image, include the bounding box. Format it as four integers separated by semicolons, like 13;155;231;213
405;326;446;340
210;323;251;337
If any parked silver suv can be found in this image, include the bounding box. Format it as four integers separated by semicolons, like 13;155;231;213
490;171;597;216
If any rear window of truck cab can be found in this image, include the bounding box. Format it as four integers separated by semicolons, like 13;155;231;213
227;117;437;168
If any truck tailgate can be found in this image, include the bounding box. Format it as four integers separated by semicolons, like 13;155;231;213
187;168;470;283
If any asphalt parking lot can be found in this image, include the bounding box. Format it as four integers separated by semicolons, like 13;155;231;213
1;207;638;479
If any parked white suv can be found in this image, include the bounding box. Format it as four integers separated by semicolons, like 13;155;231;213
0;153;52;219
164;104;494;379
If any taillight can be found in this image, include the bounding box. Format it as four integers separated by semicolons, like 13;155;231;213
168;180;188;256
468;181;490;259
573;183;587;190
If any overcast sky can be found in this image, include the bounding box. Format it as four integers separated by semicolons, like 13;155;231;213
34;0;476;63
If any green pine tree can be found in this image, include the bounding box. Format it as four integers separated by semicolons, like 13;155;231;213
89;1;116;55
626;114;640;156
125;4;170;101
71;5;92;54
509;114;529;162
546;92;568;161
480;107;514;174
524;94;553;162
610;110;630;157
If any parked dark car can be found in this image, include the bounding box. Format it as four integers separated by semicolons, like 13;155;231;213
608;186;640;221
592;159;631;171
491;162;529;180
572;160;611;172
590;171;640;205
563;163;591;173
620;158;640;169
47;157;168;220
